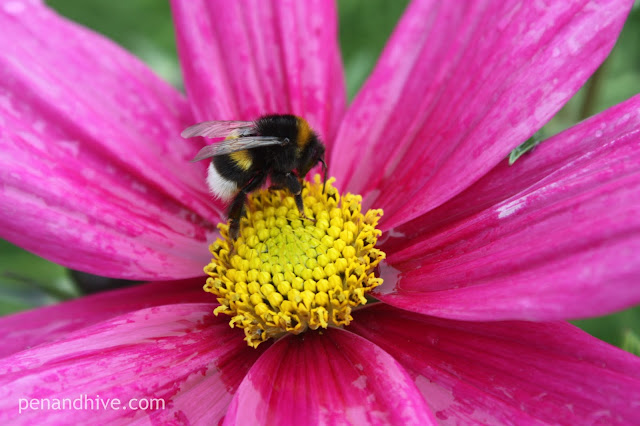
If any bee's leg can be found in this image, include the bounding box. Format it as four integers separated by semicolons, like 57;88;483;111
228;172;267;240
227;193;246;241
272;172;315;223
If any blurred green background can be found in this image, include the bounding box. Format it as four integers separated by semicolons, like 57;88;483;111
1;0;639;352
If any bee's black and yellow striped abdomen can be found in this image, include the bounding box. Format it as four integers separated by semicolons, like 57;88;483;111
229;150;253;171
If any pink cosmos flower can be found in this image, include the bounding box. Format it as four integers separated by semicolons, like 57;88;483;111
1;0;640;423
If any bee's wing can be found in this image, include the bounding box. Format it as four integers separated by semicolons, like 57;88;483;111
191;136;287;162
181;120;255;139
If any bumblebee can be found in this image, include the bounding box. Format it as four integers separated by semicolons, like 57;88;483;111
182;114;327;240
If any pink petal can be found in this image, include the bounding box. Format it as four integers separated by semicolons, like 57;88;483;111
0;278;212;358
374;95;640;321
350;304;640;425
332;0;632;229
0;303;266;424
224;328;436;425
0;2;220;280
171;0;346;143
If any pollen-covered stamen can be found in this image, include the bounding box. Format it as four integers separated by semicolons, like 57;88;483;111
204;176;385;348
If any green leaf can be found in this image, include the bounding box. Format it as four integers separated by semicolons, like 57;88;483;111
622;330;640;356
0;240;80;315
338;0;410;99
572;305;640;349
508;136;542;165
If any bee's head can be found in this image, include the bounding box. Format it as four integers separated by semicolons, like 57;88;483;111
298;137;327;190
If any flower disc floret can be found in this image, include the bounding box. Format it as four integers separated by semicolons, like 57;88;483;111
204;176;385;347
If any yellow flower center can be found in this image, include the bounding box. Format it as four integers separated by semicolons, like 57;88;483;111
204;176;385;348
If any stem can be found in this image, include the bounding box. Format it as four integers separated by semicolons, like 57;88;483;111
579;62;606;120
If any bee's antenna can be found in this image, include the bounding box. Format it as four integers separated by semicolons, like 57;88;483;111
320;157;328;194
